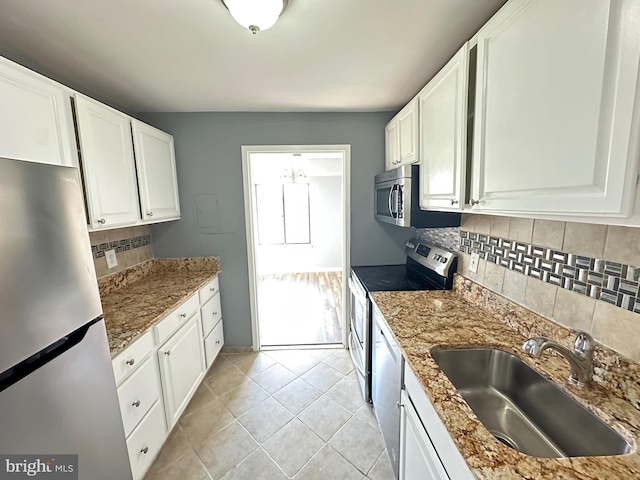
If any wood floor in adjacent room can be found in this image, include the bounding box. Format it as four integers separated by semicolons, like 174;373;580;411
257;271;343;346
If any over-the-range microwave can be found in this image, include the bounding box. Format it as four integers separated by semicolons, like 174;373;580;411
374;165;461;228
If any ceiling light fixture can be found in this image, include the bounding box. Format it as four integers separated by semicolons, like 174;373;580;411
222;0;289;35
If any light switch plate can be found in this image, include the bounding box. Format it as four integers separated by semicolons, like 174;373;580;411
105;249;118;269
469;252;480;274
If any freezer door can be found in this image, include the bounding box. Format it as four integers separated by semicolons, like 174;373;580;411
0;158;102;372
0;320;132;479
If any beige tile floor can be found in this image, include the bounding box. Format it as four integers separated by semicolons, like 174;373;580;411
145;348;395;480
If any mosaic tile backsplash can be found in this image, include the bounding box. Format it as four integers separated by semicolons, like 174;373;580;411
415;227;461;252
459;230;640;313
91;234;151;259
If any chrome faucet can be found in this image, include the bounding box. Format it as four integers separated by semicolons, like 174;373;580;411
522;332;595;386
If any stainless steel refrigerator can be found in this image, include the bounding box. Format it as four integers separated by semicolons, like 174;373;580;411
0;158;132;479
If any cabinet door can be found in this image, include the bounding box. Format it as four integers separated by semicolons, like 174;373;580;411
397;99;419;167
400;391;449;480
419;44;469;211
158;314;205;428
385;119;399;170
75;95;140;228
0;59;74;166
132;120;180;222
471;0;640;215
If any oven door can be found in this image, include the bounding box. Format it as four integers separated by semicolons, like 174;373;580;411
348;274;371;401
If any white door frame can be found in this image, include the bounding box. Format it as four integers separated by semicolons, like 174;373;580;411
242;145;351;351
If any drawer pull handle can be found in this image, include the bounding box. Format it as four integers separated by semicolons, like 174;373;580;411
125;358;135;366
132;400;141;408
164;351;171;356
180;313;187;318
215;340;221;345
141;447;149;454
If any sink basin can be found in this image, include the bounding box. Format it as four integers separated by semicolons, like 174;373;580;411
431;348;631;458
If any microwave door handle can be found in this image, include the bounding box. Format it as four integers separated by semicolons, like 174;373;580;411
390;185;399;218
387;185;395;217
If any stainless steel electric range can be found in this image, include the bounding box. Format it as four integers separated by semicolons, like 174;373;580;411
348;240;457;478
348;240;458;401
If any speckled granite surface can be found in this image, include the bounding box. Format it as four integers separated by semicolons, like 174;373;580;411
370;278;640;479
99;257;220;357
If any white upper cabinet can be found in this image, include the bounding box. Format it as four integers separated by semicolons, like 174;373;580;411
385;120;399;170
0;58;75;166
74;95;140;229
132;120;180;222
385;98;419;170
470;0;640;216
419;44;470;211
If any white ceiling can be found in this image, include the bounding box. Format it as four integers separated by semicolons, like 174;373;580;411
0;0;506;113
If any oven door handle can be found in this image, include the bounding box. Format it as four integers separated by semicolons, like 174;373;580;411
348;331;366;377
348;278;367;304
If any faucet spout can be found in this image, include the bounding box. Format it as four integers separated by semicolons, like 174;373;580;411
522;332;594;386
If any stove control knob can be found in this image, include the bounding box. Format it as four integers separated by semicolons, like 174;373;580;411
405;241;415;249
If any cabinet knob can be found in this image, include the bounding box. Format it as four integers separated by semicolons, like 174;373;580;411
212;311;218;316
470;199;480;206
164;350;171;356
147;211;154;217
132;400;141;408
97;218;106;224
210;287;216;292
180;313;187;318
450;199;459;205
215;340;221;345
125;358;135;366
141;447;149;454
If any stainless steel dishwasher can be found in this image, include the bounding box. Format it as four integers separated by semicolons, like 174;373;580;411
372;304;403;479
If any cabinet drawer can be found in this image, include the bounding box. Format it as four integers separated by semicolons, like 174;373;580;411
117;354;162;437
198;276;219;305
154;293;200;345
126;400;167;480
112;330;154;386
204;319;224;369
200;293;222;338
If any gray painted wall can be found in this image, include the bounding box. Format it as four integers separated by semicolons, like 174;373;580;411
139;112;415;346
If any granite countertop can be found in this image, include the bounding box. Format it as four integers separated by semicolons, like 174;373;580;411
99;258;220;357
370;283;640;479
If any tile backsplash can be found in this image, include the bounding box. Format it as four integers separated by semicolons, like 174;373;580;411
415;226;460;252
89;225;154;279
457;214;640;363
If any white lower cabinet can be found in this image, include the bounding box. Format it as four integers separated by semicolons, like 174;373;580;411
112;275;224;479
157;313;206;429
204;319;224;368
400;364;474;480
126;401;167;480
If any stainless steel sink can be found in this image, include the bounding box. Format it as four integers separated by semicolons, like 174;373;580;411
431;348;631;458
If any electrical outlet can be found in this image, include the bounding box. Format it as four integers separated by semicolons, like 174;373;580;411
105;249;118;269
469;252;480;274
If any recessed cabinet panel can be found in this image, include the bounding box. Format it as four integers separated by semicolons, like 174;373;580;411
0;59;74;166
74;95;140;228
132;120;180;222
397;100;419;166
471;0;640;215
419;44;469;211
385;120;399;170
158;314;205;429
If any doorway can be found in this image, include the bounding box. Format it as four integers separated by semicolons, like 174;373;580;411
242;146;350;350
